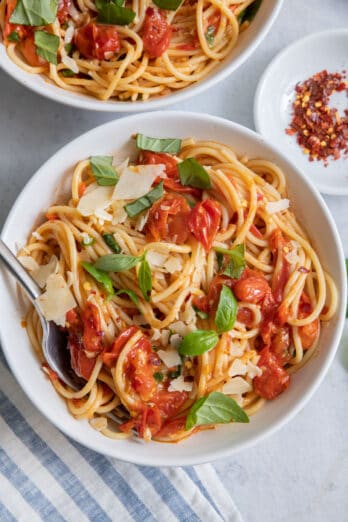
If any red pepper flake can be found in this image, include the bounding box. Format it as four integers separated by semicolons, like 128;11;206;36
285;70;348;166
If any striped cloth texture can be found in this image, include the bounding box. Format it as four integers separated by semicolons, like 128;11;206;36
0;350;242;522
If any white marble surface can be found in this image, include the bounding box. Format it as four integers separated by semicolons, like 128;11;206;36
0;0;348;521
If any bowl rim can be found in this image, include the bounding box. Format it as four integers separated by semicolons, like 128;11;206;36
0;111;346;466
0;0;284;112
253;27;348;196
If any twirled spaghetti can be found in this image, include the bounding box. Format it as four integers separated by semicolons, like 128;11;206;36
1;0;261;102
18;134;337;442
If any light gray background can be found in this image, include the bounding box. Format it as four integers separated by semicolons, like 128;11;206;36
1;1;347;521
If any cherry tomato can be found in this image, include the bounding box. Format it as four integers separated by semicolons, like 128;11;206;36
146;193;191;244
271;326;291;365
193;274;234;313
152;389;188;419
138;150;178;178
75;23;120;60
188;200;222;251
155;416;187;438
142;7;171;58
69;337;96;380
298;293;319;349
126;336;161;402
20;34;47;67
58;0;72;23
81;303;104;353
253;348;290;400
234;269;271;304
102;326;138;368
4;0;29;41
237;307;254;327
269;228;290;304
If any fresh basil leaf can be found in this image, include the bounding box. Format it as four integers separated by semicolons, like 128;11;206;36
153;371;164;382
81;261;114;296
178;158;211;189
90;156;118;186
94;254;140;272
96;0;136;25
136;134;182;153
124;181;164;218
64;42;74;54
186;391;249;430
215;285;237;333
193;305;209;320
215;244;245;279
115;288;138;305
152;0;182;10
34;31;60;65
61;69;75;77
205;25;215;47
7;31;20;42
239;0;262;24
82;235;95;246
179;330;218;356
10;0;58;26
103;233;121;253
138;257;152;301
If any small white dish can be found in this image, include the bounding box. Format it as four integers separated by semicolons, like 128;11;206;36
254;29;348;195
0;0;283;112
0;111;346;466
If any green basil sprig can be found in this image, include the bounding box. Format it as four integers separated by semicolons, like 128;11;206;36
95;253;140;272
10;0;58;26
214;244;245;279
136;134;182;153
96;0;136;25
34;31;60;65
239;0;262;24
179;330;218;356
152;0;182;11
103;233;121;253
90;156;118;186
186;391;249;430
8;31;20;42
205;25;215;48
138;256;152;301
215;285;237;333
81;261;114;296
115;288;138;305
178;158;211;189
124;181;164;218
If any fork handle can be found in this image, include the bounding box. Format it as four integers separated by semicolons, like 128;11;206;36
0;239;41;301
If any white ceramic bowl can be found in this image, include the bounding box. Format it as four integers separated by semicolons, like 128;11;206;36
254;29;348;195
0;111;345;466
0;0;283;112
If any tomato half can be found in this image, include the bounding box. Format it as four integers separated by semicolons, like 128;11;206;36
192;274;234;313
69;337;97;380
142;7;171;58
233;269;271;304
138;150;178;178
4;0;29;42
102;326;138;368
75;23;120;60
126;336;161;402
146;193;191;244
188;200;222;251
253;348;290;400
81;303;104;353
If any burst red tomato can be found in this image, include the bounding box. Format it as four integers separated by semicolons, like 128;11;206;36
102;326;138;368
253;348;290;400
20;34;47;67
298;293;319;349
146;193;191;244
58;0;72;23
138;150;178;178
271;325;291;365
69;337;97;380
233;268;272;304
142;7;171;58
155;416;187;438
188;200;222;251
126;336;161;402
192;274;234;313
4;0;29;41
81;303;104;353
75;23;120;60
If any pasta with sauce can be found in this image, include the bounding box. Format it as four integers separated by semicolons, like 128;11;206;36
1;0;261;102
18;133;337;442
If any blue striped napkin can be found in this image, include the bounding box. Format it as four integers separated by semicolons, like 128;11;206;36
0;351;242;522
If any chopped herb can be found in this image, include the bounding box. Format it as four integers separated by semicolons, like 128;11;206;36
7;31;20;42
153;372;164;382
64;42;74;55
103;233;121;253
34;31;60;65
90;156;118;186
81;261;114;296
82;235;95;246
124;181;164;218
136;134;182;154
168;366;181;379
216;252;224;271
205;25;215;47
61;69;75;77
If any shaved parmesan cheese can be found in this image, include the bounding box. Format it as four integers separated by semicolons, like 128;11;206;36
112;165;165;200
222;377;251;395
94;208;112;222
66;271;74;288
181;304;196;324
135;210;149;232
32;231;44;241
64;23;75;44
77;186;114;218
114;158;129;172
147;251;167;267
228;359;248;377
246;361;262;379
111;201;128;224
157;348;181;368
32;255;59;288
169;334;182;350
168;375;193;393
151;329;161;341
62;55;79;74
19;256;39;272
36;274;76;327
170;321;195;336
228;338;246;357
163;256;182;273
160;329;170;346
266;199;290;214
104;51;114;60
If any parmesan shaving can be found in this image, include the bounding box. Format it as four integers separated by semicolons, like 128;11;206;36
112;165;165;200
62;55;79;74
77;186;114;218
169;334;182;350
163;256;182;273
168;375;193;393
32;231;44;241
228;359;248;377
147;251;167;268
222;377;251;395
32;255;59;288
19;256;39;272
157;348;181;368
135;210;149;232
170;321;195;336
265;199;290;214
36;274;76;327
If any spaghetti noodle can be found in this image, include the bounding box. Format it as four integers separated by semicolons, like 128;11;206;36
1;0;261;102
18;134;337;442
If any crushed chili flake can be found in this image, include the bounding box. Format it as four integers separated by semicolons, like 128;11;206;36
286;70;348;166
